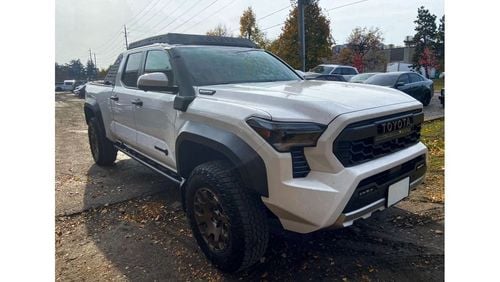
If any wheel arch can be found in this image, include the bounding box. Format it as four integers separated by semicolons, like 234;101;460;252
176;123;268;198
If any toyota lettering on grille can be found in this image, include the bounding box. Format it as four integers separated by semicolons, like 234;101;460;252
379;116;412;134
375;116;413;143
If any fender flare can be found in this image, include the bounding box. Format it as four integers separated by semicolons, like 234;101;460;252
176;123;268;197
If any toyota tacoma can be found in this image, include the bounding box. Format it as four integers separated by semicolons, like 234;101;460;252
84;33;427;272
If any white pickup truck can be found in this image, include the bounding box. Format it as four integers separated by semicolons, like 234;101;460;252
84;33;427;272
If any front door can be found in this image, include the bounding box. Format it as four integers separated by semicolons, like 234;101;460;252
110;51;144;147
133;49;178;169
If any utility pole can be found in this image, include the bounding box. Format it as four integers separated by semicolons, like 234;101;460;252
124;25;129;50
297;0;307;71
93;53;98;79
89;48;93;81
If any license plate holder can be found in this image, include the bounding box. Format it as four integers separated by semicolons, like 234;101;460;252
387;177;410;207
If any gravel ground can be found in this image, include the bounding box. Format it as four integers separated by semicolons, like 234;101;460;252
55;92;444;281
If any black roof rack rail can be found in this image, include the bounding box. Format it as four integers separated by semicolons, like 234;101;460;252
128;33;257;49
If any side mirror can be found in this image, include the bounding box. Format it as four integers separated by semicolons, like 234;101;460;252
396;81;405;88
137;72;178;93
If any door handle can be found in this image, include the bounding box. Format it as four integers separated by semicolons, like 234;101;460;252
110;95;119;101
131;99;143;106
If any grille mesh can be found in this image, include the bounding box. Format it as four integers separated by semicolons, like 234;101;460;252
333;110;423;167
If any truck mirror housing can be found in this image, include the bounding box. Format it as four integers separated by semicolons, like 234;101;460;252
137;72;178;93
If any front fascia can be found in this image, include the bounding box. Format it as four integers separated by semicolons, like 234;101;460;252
257;101;427;233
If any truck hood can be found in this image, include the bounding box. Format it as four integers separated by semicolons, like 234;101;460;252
200;80;418;124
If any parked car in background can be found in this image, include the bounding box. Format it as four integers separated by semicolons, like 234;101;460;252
308;64;359;81
55;82;64;91
73;83;87;98
304;73;346;82
349;72;380;83
363;71;434;106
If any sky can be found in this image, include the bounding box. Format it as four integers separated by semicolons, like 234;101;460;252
55;0;444;68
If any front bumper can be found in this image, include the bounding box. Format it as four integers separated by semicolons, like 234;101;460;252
258;102;428;234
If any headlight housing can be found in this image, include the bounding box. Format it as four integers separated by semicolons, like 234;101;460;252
246;117;327;152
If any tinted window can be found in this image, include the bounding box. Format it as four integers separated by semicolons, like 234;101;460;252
144;50;174;86
409;73;424;83
332;68;342;74
122;52;143;87
364;73;399;86
397;74;410;84
175;47;300;86
350;73;377;83
311;65;333;74
341;68;357;75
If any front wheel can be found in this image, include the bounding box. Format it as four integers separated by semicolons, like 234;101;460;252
185;161;269;272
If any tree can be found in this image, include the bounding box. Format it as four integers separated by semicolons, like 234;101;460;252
412;6;437;77
344;27;384;72
86;59;97;81
270;0;333;70
435;15;445;71
239;7;269;48
418;47;439;76
67;59;86;80
206;24;232;37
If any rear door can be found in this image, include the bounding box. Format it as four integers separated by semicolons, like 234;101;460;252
395;73;412;95
408;72;425;101
110;51;145;147
133;49;178;168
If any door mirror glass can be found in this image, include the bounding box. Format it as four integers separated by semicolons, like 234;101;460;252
137;72;178;93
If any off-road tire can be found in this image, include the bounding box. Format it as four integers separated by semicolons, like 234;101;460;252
88;117;117;166
185;160;269;272
422;91;432;106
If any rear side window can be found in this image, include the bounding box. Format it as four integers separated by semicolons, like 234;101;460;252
341;68;357;75
409;73;424;83
104;54;123;85
397;74;410;84
122;52;143;87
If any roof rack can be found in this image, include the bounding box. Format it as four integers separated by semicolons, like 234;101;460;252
128;33;257;49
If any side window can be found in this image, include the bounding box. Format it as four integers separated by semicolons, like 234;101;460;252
332;68;341;74
144;50;174;85
397;74;410;84
342;68;357;75
409;73;423;83
121;52;143;87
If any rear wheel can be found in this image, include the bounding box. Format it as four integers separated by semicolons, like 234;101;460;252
88;117;117;166
422;91;432;106
185;161;269;272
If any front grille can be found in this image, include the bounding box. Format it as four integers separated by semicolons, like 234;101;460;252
333;110;424;167
291;148;310;178
342;154;426;213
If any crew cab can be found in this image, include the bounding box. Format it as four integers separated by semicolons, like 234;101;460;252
84;33;427;272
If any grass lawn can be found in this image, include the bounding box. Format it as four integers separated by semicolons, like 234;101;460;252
420;118;445;203
433;77;444;91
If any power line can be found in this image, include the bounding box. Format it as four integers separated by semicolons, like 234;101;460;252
127;0;161;28
257;4;291;22
327;0;370;11
172;0;220;32
148;1;190;34
154;0;203;34
181;0;237;33
261;0;371;32
128;0;174;34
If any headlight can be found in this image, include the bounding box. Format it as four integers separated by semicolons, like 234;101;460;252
246;117;327;152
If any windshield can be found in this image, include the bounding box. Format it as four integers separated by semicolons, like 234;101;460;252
310;65;333;74
350;73;376;83
363;73;398;86
175;47;300;86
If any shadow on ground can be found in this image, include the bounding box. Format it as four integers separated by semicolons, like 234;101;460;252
83;159;444;281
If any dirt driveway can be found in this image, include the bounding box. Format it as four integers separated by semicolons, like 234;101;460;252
55;92;444;281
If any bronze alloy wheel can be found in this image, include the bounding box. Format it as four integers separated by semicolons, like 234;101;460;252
193;187;230;251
